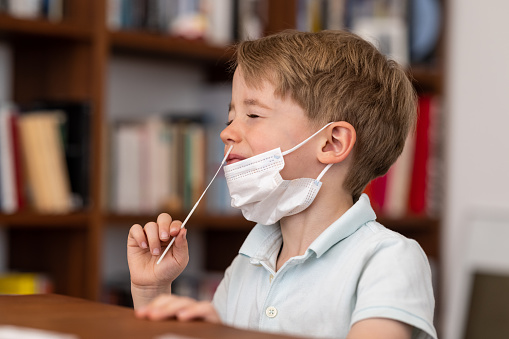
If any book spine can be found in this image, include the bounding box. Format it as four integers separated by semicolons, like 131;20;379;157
408;94;432;215
9;113;26;211
0;272;53;294
0;104;17;213
383;132;415;218
114;123;142;213
44;113;73;213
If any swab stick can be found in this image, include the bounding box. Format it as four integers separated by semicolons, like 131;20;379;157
156;145;233;265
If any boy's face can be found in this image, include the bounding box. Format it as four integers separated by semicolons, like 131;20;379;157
221;68;319;180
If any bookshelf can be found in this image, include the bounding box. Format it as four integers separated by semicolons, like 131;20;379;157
0;0;443;301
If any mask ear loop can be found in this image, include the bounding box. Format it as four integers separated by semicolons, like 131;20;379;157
281;122;333;156
157;145;234;265
316;163;333;181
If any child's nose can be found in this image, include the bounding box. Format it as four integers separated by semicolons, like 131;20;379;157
220;122;240;145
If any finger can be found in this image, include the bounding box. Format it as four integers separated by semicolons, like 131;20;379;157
143;221;161;256
156;213;172;241
176;301;221;323
143;296;196;321
169;220;183;237
172;228;189;268
135;294;173;318
128;224;148;250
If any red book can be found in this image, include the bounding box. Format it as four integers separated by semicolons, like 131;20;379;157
10;113;26;210
368;174;388;214
408;95;432;215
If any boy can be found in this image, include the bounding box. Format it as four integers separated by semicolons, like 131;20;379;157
127;30;437;339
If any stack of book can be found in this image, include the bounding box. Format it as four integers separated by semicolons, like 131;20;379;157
0;272;53;294
364;94;443;219
0;101;90;214
110;115;209;214
0;0;64;21
107;0;268;46
296;0;442;66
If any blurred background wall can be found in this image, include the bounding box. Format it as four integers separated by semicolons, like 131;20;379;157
443;0;509;338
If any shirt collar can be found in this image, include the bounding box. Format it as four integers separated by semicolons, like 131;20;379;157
239;222;282;262
239;194;376;260
309;193;376;258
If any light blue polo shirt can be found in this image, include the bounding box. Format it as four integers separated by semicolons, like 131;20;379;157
212;194;437;339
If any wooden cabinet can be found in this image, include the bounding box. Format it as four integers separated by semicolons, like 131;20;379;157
0;0;442;301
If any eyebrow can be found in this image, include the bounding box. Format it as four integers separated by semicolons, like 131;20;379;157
228;98;271;112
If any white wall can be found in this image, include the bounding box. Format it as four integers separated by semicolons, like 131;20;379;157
443;1;509;338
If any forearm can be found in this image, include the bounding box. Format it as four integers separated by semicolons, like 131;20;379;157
347;319;411;339
131;282;172;309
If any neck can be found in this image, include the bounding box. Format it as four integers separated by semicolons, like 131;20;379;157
276;185;353;271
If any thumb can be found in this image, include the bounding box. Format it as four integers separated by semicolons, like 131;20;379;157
172;228;189;266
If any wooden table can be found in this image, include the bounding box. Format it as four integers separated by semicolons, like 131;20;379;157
0;294;306;339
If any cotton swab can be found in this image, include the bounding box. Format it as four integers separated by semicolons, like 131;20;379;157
156;145;233;265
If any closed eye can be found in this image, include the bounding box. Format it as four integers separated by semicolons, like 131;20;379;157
247;114;260;119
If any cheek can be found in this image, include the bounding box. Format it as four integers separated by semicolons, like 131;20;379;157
246;130;280;155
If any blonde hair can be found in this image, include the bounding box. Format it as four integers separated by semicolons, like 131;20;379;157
233;30;417;201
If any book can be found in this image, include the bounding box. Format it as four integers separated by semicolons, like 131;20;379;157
17;112;44;211
113;121;142;213
425;95;443;217
368;174;387;214
296;0;324;32
325;0;347;30
0;103;17;213
17;112;73;213
189;123;206;208
6;0;42;19
41;0;63;21
206;0;234;46
43;113;73;213
349;0;409;66
166;123;181;211
384;132;416;218
9;113;26;211
0;272;53;294
144;116;170;213
27;101;91;209
408;94;432;215
237;0;267;41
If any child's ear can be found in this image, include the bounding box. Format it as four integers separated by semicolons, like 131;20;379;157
318;121;356;164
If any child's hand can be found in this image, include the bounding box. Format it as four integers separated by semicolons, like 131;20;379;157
127;213;189;305
135;294;221;323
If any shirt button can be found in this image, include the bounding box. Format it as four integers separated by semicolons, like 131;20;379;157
265;306;278;318
269;274;274;283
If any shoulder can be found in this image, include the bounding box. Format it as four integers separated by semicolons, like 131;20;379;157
350;221;429;262
349;222;437;339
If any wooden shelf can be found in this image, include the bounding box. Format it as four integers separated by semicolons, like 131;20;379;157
0;212;90;228
0;13;91;41
109;30;234;63
409;65;443;93
379;215;439;232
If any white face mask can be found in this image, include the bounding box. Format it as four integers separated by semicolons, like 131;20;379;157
223;123;333;225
